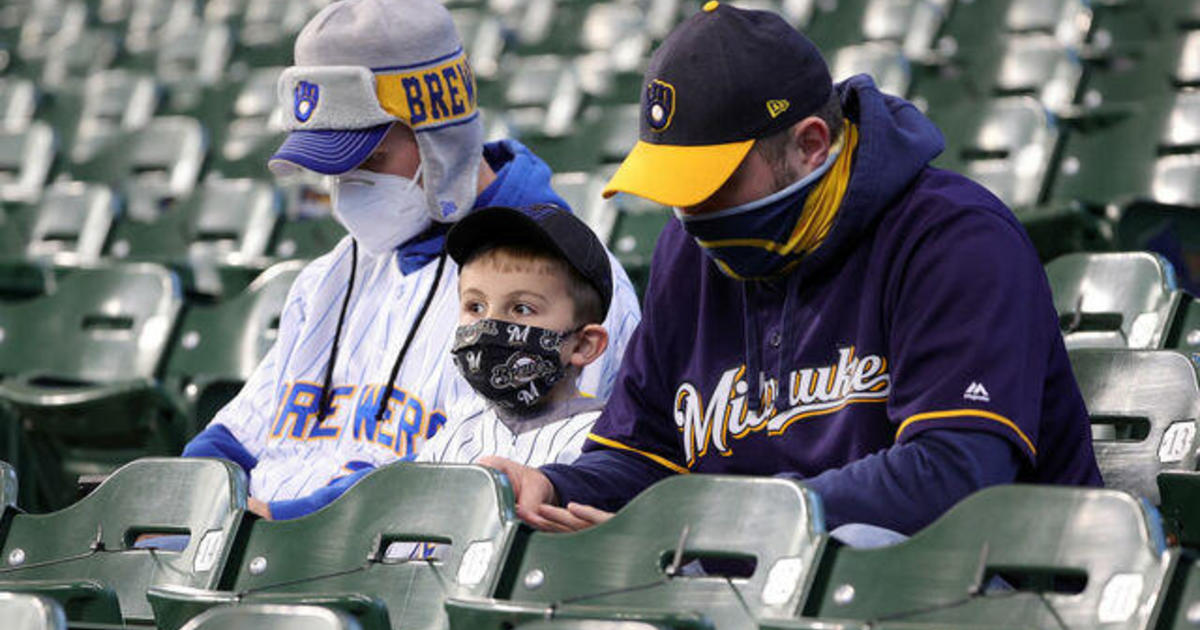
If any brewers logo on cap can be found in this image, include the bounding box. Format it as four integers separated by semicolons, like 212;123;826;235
645;79;675;132
294;81;319;123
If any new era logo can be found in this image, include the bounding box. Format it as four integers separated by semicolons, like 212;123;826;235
963;382;990;403
766;99;790;119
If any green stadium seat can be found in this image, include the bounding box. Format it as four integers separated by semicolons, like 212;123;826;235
994;34;1083;113
1045;252;1183;349
831;42;911;97
0;457;248;626
444;475;825;630
934;97;1059;209
211;67;286;178
180;604;365;630
550;171;615;242
74;116;206;198
769;485;1171;629
14;3;88;68
1069;348;1200;503
0;78;38;131
39;28;120;89
860;0;952;62
149;463;519;630
156;23;233;87
450;9;506;82
609;205;670;299
67;70;159;165
235;0;324;67
272;206;346;261
21;181;116;267
0;593;66;630
0;263;185;508
0;122;55;204
803;0;869;52
107;177;281;297
1053;90;1200;208
502;55;584;138
164;259;302;431
1009;202;1111;263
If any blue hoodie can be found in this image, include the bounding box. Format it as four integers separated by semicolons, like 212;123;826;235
543;77;1102;534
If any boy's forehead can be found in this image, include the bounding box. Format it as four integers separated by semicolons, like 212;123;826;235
462;246;568;276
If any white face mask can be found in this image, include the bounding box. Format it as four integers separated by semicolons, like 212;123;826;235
330;165;431;257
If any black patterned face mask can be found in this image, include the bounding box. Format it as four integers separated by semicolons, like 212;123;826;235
452;319;580;413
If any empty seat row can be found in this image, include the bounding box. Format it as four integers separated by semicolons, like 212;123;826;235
0;260;300;509
3;456;1200;630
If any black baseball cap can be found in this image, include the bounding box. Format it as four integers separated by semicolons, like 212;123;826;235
446;204;614;317
603;1;833;207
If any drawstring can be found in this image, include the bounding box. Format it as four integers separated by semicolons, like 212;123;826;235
318;239;359;421
374;251;448;423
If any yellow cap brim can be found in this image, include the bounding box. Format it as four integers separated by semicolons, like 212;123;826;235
602;139;755;208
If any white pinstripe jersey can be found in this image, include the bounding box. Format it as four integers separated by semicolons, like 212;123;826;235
416;397;605;466
211;235;641;502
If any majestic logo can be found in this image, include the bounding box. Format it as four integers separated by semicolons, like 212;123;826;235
673;346;890;466
766;99;790;119
963;382;990;403
645;79;676;132
294;81;319;123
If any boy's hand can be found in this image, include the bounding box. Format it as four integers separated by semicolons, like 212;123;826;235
535;502;614;532
248;497;273;520
478;456;559;529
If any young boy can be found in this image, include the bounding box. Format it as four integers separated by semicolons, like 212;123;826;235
416;203;613;467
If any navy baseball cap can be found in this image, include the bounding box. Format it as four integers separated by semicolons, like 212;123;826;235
446;205;614;317
603;1;833;207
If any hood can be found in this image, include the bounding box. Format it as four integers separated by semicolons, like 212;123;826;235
744;75;944;414
791;74;945;282
475;139;571;210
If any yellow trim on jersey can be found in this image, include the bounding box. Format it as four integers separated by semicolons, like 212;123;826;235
896;409;1037;456
586;433;691;475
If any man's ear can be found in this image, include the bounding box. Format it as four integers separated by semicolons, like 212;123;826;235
792;116;832;172
566;324;609;369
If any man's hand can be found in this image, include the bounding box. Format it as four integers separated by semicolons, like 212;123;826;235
248;497;273;520
478;456;560;530
535;502;614;533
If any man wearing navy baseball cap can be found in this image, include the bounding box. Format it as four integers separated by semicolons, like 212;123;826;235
484;1;1101;542
180;0;642;522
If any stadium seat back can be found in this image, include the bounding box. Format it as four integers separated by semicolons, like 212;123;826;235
0;262;181;383
1046;252;1181;349
150;463;518;630
800;485;1171;629
181;604;363;630
1069;348;1200;502
0;122;55;204
831;42;911;98
0;593;66;630
446;475;825;630
166;260;302;428
24;182;116;266
0;457;247;624
109;178;279;264
0;78;38;131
